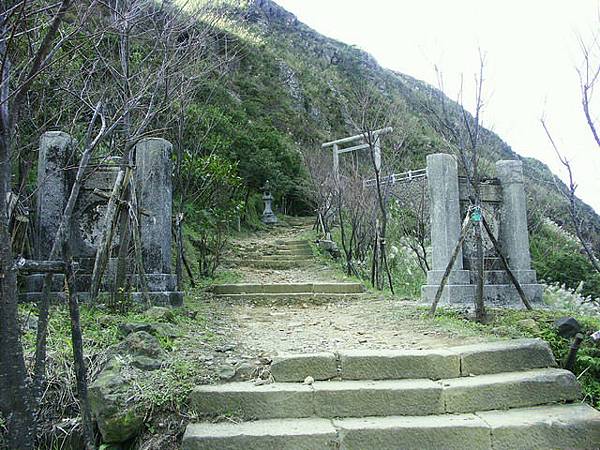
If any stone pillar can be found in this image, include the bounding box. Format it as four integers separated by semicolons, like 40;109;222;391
496;159;531;271
36;131;73;258
134;138;173;274
427;153;464;271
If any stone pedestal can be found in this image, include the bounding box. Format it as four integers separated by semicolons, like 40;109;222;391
421;154;544;308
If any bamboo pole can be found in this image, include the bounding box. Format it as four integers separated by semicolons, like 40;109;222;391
429;213;472;317
481;216;533;310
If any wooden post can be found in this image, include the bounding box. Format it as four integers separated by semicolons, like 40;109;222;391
482;216;533;310
429;213;472;317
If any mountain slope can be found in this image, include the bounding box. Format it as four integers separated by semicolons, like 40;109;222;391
194;0;600;294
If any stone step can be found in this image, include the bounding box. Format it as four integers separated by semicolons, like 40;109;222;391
215;293;363;305
182;404;600;450
182;418;336;450
258;254;313;261
274;240;311;247
269;339;556;382
189;368;578;420
233;259;312;270
441;368;580;413
213;282;365;295
269;249;313;256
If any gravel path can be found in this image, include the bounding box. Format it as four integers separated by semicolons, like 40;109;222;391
211;219;486;358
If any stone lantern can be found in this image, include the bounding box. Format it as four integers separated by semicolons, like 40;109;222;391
261;180;278;224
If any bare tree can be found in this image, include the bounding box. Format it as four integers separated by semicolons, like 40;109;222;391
334;167;375;277
541;118;600;274
301;147;336;236
422;53;488;322
577;25;600;148
0;2;84;447
345;84;407;293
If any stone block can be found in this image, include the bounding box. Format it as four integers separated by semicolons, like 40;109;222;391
213;284;263;295
189;382;313;420
270;353;338;382
335;414;491;450
339;349;460;380
477;404;600;450
312;283;364;294
454;338;557;375
312;379;444;417
442;368;580;413
182;418;338;450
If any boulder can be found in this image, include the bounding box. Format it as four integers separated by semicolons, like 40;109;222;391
119;322;181;339
119;331;165;360
144;306;175;323
88;361;144;443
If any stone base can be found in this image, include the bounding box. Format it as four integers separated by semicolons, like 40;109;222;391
421;283;544;308
21;273;178;293
19;290;184;307
427;270;471;285
261;212;279;224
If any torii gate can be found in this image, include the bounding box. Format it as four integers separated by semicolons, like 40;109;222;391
321;127;393;178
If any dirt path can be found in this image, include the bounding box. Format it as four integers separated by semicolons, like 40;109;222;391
210;219;488;358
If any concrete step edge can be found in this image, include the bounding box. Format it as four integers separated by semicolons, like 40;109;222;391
189;368;580;419
182;404;600;450
270;339;558;381
213;282;365;294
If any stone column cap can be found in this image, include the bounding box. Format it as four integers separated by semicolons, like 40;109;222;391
496;159;524;183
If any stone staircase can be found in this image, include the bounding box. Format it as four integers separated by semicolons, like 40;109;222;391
182;339;600;449
217;238;365;302
233;239;316;270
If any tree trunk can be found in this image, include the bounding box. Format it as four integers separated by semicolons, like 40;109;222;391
0;134;36;449
62;240;95;450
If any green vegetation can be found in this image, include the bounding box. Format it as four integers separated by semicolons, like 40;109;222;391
531;221;600;299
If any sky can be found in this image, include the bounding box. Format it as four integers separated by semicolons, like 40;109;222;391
274;0;600;213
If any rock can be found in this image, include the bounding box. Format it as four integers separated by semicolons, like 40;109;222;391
517;319;540;333
217;364;236;380
119;322;153;336
132;355;163;371
119;331;165;360
233;361;258;381
303;376;314;385
151;322;182;338
89;362;144;443
144;306;175;323
554;317;581;338
119;322;181;339
216;344;235;353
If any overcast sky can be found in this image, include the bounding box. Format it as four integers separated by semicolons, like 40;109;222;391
274;0;600;213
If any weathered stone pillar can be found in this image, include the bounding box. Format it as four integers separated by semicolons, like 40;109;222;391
496;159;531;271
134;138;173;274
427;153;464;271
36;131;73;258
